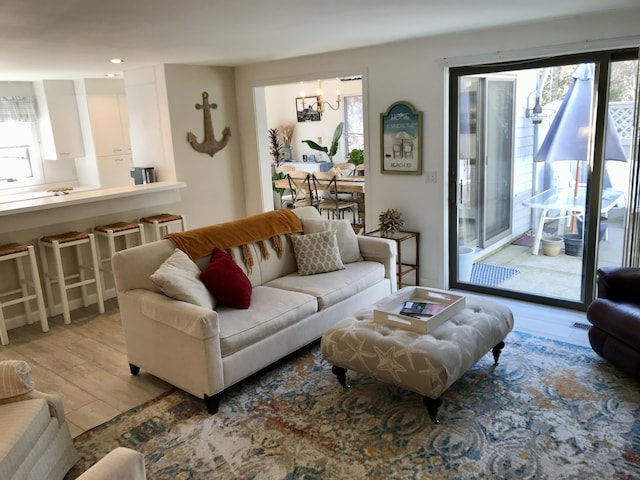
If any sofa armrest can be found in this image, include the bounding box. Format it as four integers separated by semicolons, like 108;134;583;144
597;267;640;304
357;235;397;291
587;298;640;348
77;447;146;480
123;289;220;340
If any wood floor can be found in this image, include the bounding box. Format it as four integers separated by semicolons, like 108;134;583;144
0;298;171;438
0;294;591;439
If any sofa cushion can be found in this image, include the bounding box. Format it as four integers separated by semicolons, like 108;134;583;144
265;261;386;310
200;248;252;309
302;218;363;264
0;360;34;400
0;399;52;479
217;286;318;357
290;230;344;276
150;249;215;309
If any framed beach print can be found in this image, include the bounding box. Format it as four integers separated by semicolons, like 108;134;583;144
380;101;422;174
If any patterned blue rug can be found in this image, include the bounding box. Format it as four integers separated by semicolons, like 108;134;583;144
471;263;520;287
68;331;640;479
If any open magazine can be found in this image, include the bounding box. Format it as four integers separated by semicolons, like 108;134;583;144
400;300;448;317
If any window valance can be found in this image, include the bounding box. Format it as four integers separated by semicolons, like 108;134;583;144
0;96;37;122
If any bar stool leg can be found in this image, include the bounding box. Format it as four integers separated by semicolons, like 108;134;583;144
0;307;8;345
15;254;33;323
100;230;117;298
26;246;48;332
75;243;89;308
38;240;55;318
51;240;71;324
90;234;105;314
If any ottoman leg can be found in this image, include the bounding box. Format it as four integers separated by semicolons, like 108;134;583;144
492;341;506;366
423;397;443;424
331;366;350;388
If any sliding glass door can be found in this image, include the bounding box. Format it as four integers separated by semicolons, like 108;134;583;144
449;50;638;310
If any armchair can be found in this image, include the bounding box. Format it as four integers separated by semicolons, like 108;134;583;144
0;360;79;480
586;266;640;379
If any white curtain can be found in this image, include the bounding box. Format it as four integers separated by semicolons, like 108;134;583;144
623;51;640;267
0;96;37;122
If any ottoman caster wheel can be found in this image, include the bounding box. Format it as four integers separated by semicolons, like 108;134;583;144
423;397;443;424
331;366;350;388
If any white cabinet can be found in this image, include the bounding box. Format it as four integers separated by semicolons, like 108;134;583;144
87;94;132;157
97;155;133;188
34;80;85;160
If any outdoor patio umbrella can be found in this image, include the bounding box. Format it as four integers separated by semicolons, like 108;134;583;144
534;63;628;191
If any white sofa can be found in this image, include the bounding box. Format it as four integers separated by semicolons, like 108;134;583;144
112;207;397;413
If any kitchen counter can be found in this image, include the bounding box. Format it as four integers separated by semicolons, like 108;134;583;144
0;181;186;234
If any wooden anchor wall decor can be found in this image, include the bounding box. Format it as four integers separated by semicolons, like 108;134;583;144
187;91;232;157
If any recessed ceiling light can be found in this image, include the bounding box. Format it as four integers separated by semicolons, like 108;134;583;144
104;73;119;77
109;58;124;64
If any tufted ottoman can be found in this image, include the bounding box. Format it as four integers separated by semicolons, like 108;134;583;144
320;289;514;423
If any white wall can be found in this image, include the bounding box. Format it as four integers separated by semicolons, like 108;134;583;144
163;64;245;229
234;7;640;289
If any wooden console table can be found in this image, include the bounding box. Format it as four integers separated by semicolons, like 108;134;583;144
364;230;420;289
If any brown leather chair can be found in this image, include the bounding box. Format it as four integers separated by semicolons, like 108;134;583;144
586;266;640;379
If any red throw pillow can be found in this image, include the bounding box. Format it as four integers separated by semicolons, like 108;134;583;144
200;248;252;309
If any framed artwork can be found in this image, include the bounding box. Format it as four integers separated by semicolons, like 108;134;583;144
296;96;321;122
380;101;422;175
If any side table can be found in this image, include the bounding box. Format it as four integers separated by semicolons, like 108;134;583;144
364;230;419;288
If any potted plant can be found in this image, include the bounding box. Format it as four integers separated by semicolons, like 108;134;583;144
269;128;286;208
301;122;344;165
348;148;364;166
280;123;295;161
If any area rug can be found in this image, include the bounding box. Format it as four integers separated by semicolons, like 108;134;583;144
67;331;640;480
470;262;520;287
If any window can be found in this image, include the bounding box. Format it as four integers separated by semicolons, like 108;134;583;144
343;95;364;155
0;96;43;190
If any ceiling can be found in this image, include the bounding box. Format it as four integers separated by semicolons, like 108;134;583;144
1;0;638;81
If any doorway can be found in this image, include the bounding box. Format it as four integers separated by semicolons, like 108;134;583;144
449;50;638;310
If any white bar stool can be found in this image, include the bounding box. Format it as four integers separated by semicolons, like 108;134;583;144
93;222;146;298
38;231;105;324
139;213;186;241
0;243;49;345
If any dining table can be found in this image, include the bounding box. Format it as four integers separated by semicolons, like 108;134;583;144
273;175;365;228
273;175;365;194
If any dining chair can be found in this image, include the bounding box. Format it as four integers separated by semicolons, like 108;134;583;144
275;165;297;208
286;170;317;208
333;162;356;176
312;171;358;223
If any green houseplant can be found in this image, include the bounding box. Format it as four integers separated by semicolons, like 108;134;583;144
348;148;364;166
301;122;344;165
269;128;285;195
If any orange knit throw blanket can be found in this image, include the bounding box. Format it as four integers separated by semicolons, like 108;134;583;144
166;210;303;269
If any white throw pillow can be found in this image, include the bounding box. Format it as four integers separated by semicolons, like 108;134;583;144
150;249;215;309
302;218;362;264
290;230;345;276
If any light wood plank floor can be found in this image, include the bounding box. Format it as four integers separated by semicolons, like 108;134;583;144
0;295;591;438
0;299;172;438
